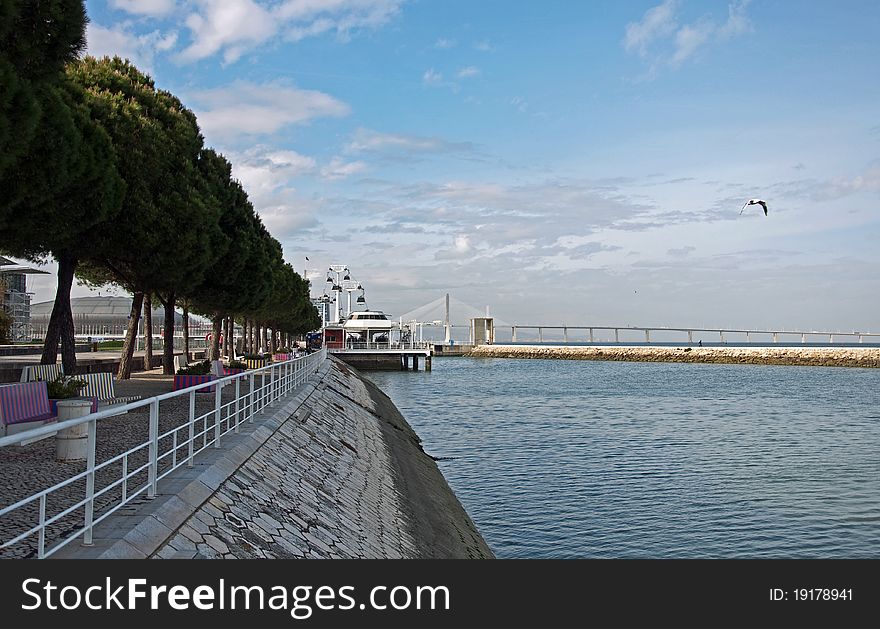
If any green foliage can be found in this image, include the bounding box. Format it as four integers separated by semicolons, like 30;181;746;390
241;354;264;361
176;360;212;375
0;0;87;180
226;359;247;370
70;57;214;297
46;374;87;399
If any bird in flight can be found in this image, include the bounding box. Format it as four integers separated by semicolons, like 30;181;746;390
740;199;768;216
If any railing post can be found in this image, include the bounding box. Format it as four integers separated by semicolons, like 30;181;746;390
214;380;222;448
82;419;97;546
187;389;195;467
270;365;276;403
148;399;159;498
249;372;255;422
234;376;241;433
38;495;46;559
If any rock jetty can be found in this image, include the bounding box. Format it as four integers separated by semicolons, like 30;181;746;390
467;345;880;368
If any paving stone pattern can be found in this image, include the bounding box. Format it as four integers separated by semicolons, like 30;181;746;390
154;359;484;558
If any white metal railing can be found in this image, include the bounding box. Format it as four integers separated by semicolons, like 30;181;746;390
327;341;433;351
0;348;326;559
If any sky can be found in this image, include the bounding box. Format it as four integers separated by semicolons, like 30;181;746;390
19;0;880;331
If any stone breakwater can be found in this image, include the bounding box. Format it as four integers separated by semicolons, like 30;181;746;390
467;345;880;368
52;357;493;559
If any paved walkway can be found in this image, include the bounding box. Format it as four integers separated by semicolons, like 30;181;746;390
50;358;492;559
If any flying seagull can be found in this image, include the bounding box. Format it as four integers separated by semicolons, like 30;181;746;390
740;199;768;216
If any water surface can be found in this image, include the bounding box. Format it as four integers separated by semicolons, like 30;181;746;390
365;358;880;558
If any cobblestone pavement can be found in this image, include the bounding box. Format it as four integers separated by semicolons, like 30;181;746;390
0;370;251;558
155;361;420;558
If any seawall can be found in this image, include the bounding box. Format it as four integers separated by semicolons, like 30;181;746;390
466;345;880;368
55;356;492;559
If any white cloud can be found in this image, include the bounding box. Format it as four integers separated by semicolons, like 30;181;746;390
321;157;367;180
109;0;177;17
178;0;404;63
346;128;475;156
434;37;456;49
457;66;480;78
179;0;276;64
86;22;178;73
188;81;350;140
670;19;712;66
422;68;443;85
624;0;677;57
226;145;320;238
624;0;753;70
473;40;493;52
510;96;528;113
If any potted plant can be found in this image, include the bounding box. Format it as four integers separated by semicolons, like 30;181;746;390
46;374;97;415
224;359;247;375
173;360;217;392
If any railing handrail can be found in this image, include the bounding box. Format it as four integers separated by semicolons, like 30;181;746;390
0;352;320;449
0;349;327;558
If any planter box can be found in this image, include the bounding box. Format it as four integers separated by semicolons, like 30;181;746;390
244;359;267;370
223;367;246;376
173;374;217;392
272;353;292;362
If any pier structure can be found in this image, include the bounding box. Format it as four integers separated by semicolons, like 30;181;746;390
329;345;432;371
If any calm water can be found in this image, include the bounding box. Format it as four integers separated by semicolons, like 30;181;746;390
364;358;880;558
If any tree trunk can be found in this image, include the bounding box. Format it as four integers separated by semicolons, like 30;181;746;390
118;292;144;380
143;293;153;370
224;316;232;358
260;325;267;354
248;320;254;353
268;327;275;355
182;303;190;359
162;292;175;375
211;316;222;361
40;253;78;373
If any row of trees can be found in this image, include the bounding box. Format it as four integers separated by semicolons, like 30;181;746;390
0;1;320;377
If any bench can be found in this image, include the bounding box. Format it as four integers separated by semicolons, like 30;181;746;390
173;354;190;373
78;372;142;408
0;381;57;438
19;364;63;383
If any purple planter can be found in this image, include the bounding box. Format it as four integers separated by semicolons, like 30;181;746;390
173;374;217;392
223;368;245;376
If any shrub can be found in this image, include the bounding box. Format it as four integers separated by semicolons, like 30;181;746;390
46;374;87;399
176;360;212;375
226;359;247;370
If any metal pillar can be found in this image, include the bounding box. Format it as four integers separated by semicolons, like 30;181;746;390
688;330;693;343
772;332;778;343
512;326;517;342
539;328;543;343
412;355;419;371
645;329;650;343
614;329;619;343
426;355;432;371
564;327;568;343
589;328;594;343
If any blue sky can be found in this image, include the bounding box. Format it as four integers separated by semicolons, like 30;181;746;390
24;0;880;330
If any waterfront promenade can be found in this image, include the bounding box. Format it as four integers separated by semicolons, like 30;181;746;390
0;357;492;559
467;345;880;368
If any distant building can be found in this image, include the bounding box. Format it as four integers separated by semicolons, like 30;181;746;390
30;296;190;339
0;256;49;343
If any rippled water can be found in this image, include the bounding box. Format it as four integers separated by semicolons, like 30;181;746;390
364;358;880;558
